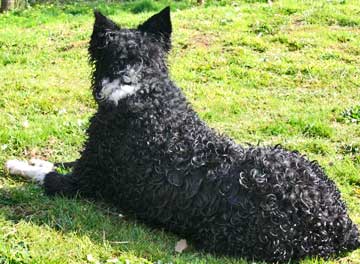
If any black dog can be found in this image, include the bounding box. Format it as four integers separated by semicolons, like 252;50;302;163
6;7;360;262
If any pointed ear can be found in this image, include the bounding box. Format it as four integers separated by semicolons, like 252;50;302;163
89;11;120;61
137;7;172;51
93;10;120;32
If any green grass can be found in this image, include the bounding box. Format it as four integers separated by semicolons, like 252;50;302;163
1;0;360;263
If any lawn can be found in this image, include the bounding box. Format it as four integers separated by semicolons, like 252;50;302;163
1;0;360;263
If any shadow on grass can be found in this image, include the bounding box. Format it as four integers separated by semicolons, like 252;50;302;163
2;0;268;19
10;0;192;17
0;0;197;29
0;181;176;260
0;179;248;263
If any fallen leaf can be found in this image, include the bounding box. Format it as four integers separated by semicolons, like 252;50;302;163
354;187;360;198
86;254;100;264
22;120;29;128
175;239;188;253
58;108;67;115
106;257;119;263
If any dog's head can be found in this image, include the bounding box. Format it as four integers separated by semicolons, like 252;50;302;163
89;7;172;106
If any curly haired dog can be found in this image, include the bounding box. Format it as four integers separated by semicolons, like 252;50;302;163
6;7;360;262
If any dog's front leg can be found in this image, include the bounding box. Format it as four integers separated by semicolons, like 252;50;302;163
5;158;80;197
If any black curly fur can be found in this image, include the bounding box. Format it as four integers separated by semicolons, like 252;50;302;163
43;7;360;262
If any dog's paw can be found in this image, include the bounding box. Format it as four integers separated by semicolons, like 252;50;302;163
5;159;29;175
29;158;54;170
5;159;53;184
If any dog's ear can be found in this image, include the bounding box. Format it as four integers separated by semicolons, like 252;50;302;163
89;11;120;61
93;10;120;33
137;6;172;52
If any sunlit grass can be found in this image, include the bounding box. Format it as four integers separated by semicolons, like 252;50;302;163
1;0;360;263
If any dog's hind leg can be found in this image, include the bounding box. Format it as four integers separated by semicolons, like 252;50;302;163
5;159;79;197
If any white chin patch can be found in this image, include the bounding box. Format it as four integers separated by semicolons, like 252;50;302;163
99;78;140;105
5;159;54;185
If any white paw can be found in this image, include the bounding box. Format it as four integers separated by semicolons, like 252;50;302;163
29;158;54;170
5;159;54;184
5;160;29;175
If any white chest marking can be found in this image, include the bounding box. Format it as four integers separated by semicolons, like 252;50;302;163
100;78;140;105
